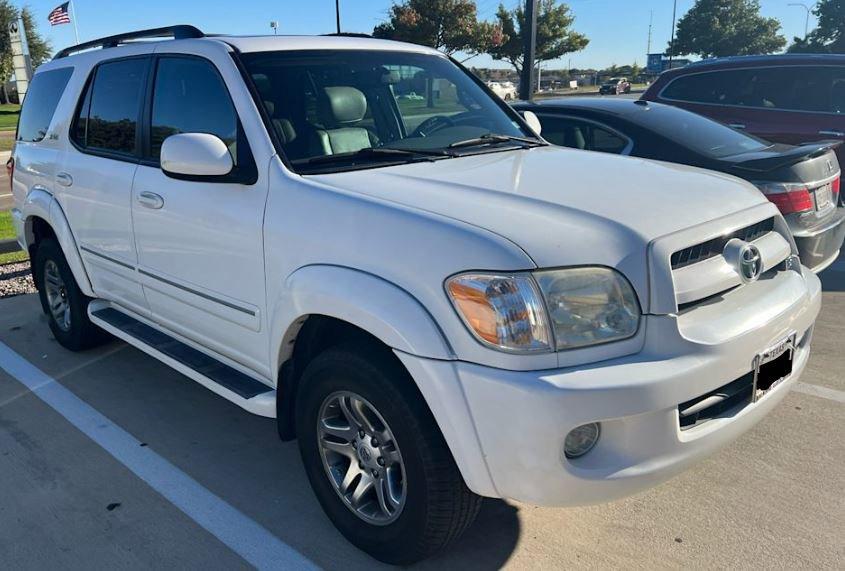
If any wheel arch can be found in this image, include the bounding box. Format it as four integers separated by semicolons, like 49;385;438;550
23;190;94;297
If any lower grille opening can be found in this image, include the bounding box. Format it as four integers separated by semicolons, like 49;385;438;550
678;373;754;430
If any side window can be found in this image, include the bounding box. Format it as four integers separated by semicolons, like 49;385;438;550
73;58;146;155
538;116;629;155
150;57;237;162
16;67;73;142
662;69;752;106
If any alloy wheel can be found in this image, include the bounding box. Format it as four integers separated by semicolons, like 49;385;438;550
44;259;71;332
317;391;406;525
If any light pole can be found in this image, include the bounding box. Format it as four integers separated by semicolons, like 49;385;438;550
335;0;341;34
787;3;812;39
519;0;537;100
668;0;677;67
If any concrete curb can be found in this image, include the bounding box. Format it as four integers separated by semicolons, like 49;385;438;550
0;238;21;254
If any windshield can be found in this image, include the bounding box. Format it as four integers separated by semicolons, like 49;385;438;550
632;104;770;159
240;50;536;173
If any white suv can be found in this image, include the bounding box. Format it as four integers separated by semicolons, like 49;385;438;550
9;27;821;564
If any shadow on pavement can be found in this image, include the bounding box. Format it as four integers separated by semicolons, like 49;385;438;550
0;294;521;569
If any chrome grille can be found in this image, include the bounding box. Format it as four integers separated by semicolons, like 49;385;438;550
670;217;775;270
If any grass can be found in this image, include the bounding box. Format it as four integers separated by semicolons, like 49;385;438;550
0;250;27;264
0;104;19;131
0;210;27;265
0;132;13;152
0;210;14;240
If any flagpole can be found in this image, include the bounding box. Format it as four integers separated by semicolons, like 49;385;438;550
69;0;80;44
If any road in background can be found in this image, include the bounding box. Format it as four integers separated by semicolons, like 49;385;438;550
0;257;842;569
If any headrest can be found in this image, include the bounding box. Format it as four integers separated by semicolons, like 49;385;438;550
320;86;367;126
273;118;296;144
263;100;275;117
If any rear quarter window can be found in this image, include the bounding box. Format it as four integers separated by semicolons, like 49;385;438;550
16;67;74;142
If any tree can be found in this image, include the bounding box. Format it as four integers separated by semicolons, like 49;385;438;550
0;1;52;103
489;0;589;76
630;61;642;81
788;0;845;53
373;0;503;58
20;7;51;68
669;0;785;59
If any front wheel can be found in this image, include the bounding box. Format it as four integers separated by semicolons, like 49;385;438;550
296;343;481;564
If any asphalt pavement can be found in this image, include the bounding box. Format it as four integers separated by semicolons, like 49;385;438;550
0;254;842;569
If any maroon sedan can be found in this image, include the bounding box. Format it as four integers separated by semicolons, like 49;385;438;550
642;54;845;168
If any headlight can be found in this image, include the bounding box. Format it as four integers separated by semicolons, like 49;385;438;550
535;267;640;350
446;273;552;353
446;267;640;353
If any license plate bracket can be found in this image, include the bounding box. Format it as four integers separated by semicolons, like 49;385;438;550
752;333;796;402
815;183;833;212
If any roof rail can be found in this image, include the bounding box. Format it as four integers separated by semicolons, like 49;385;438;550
322;32;372;38
54;25;204;59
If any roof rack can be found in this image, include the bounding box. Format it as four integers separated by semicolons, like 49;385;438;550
322;32;373;38
54;25;204;59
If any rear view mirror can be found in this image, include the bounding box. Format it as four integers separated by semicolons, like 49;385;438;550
160;133;234;178
522;110;542;136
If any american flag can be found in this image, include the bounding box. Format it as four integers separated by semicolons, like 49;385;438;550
48;2;71;26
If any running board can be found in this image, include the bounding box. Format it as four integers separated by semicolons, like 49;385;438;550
88;302;276;418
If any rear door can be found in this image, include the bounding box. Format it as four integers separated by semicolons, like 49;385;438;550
60;56;150;315
130;54;270;373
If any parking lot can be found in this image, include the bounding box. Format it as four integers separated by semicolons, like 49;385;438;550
0;257;842;569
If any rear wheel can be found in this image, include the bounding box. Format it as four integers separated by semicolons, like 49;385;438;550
34;238;108;351
296;343;481;564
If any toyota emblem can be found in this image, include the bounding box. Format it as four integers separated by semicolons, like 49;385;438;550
724;239;763;284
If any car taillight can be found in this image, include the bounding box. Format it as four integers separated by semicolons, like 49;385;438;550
5;157;12;193
755;182;813;215
833;176;841;204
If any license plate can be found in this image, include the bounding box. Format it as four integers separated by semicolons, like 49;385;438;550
752;333;796;402
814;183;833;211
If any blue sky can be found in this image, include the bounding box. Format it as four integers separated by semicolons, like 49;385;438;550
23;0;808;69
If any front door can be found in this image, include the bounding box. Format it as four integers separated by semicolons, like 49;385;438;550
131;55;269;374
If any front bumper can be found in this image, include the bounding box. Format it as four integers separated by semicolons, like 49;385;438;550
402;268;821;506
791;206;845;273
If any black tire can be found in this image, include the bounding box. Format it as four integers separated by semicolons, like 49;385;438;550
34;238;108;351
296;342;481;565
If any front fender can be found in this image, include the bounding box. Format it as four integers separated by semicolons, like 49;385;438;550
270;264;453;372
23;189;95;297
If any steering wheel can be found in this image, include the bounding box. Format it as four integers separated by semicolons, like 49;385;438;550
412;115;456;137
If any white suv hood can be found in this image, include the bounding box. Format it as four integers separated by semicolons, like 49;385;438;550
309;146;768;297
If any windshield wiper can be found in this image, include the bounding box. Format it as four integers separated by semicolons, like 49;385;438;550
296;146;450;166
448;133;546;150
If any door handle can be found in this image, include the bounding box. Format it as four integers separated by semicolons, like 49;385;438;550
56;172;73;187
137;191;164;210
728;123;746;130
819;129;845;138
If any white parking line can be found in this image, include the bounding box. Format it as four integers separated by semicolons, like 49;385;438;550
794;382;845;404
0;341;319;571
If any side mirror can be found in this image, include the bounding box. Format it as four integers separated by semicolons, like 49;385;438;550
160;133;234;178
522;110;542;136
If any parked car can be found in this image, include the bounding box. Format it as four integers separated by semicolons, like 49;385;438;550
513;98;845;273
599;76;631;95
486;80;518;101
11;27;821;564
641;54;845;168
